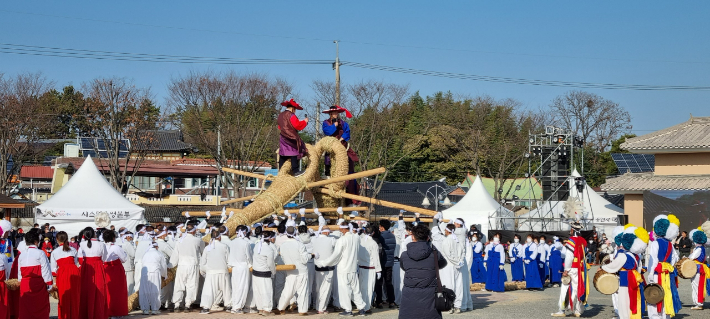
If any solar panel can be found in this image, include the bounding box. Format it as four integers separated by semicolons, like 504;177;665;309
79;137;130;158
612;153;655;174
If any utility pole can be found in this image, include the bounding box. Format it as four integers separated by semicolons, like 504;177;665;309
333;40;341;106
216;125;222;197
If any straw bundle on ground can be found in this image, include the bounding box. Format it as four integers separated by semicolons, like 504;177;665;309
5;278;19;291
127;266;177;310
470;282;521;292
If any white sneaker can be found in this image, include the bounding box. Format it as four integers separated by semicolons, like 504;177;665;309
142;310;150;315
152;310;161;315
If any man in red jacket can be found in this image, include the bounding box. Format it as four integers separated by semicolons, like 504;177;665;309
277;99;309;176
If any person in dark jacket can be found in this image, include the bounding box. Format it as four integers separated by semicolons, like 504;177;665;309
675;231;693;258
375;219;397;308
399;224;447;319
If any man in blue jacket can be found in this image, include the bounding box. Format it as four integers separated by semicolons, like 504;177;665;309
375;219;397;308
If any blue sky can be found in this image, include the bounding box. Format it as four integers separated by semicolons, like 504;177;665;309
1;1;709;134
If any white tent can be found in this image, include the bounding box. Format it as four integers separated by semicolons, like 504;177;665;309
442;175;515;240
36;156;146;237
517;169;623;237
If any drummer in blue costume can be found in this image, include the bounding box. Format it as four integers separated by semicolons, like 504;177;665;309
548;236;564;288
509;234;525;282
646;214;682;319
469;233;486;284
484;233;507;292
523;234;543;290
688;227;710;310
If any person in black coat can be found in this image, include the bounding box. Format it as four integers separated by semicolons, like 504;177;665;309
375;219;397;308
399;224;447;319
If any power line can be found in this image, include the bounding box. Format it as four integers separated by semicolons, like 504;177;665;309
341;61;710;91
0;43;331;65
2;42;709;91
3;9;709;65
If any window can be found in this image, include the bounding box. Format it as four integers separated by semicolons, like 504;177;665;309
173;178;185;189
131;176;156;190
238;176;259;188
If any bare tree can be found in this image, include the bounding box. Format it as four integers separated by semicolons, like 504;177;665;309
168;70;292;202
0;72;53;195
82;77;158;190
550;91;632;152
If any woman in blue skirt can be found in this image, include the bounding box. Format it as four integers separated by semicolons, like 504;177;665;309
547;236;564;287
523;234;543;290
484;233;507;292
537;235;548;287
508;234;525;282
470;233;486;283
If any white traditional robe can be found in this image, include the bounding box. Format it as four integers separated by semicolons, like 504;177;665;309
358;235;381;311
689;246;705;307
394;220;412;305
432;225;463;308
315;232;366;313
602;250;634;319
118;239;136;295
156;238;175;308
133;239;151;292
140;247;167;311
228;236;253;311
311;234;336;312
272;234;288;305
556;240;584;316
277;237;311;313
170;233;205;308
200;239;231;310
457;228;473;310
252;241;277;312
646;239;679;319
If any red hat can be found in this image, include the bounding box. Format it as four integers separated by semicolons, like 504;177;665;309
321;105;352;119
281;99;302;110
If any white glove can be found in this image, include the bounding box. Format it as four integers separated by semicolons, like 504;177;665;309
434;212;443;220
415;213;420;218
377;272;381;280
205;211;211;219
228;211;234;219
185;211;191;218
337;207;344;215
314;252;320;260
499;265;504;270
314;208;322;217
483;262;487;268
510;258;516;262
524;260;530;264
539;263;544;269
284;209;290;217
299;208;306;217
271;214;278;220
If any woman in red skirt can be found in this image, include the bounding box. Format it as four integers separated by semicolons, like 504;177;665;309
17;229;53;319
0;220;14;319
103;230;129;317
78;227;108;319
50;231;81;319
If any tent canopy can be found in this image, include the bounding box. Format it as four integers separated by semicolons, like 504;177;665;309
36;156;146;237
443;175;514;240
518;170;623;237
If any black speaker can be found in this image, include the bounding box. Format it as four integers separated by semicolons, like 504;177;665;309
540;146;570;201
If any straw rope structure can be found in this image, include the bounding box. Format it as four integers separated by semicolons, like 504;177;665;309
312;137;349;209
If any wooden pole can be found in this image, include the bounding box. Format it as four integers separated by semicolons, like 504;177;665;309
316;188;438;216
263;225;342;231
305;168;386;188
220;167;386;189
221;167;274;181
221;194;258;205
183;206;369;217
369;216;449;223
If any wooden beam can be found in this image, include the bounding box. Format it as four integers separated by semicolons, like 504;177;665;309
263;225;342;231
316;188;438;216
221;167;274;181
305;168;386;188
183;206;368;217
221;195;258;205
372;216;449;223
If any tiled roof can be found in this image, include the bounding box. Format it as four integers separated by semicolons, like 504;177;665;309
601;172;710;193
20;166;54;179
134;130;192;152
0;194;26;208
622;116;710;152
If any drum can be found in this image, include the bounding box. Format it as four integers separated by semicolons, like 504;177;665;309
593;268;619;295
561;274;571;285
644;283;664;305
675;258;697;279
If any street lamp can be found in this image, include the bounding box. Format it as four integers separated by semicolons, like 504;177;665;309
421;184;452;212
